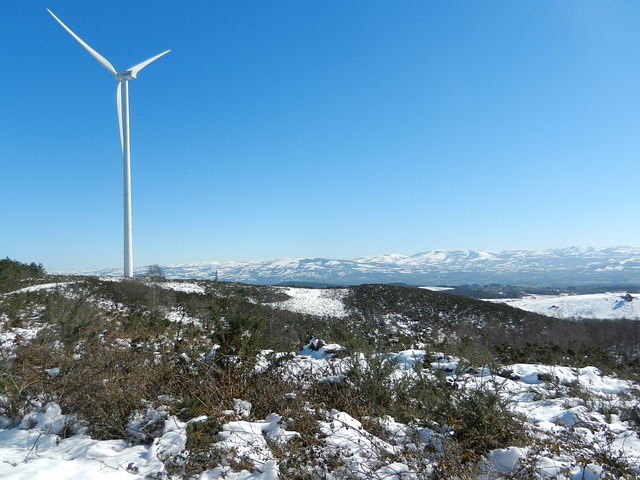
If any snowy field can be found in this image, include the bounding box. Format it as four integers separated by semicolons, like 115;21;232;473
488;292;640;320
272;287;349;318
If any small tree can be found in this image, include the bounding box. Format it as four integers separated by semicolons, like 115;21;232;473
208;294;265;357
146;264;165;280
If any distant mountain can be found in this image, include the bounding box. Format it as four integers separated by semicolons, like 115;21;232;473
89;246;640;287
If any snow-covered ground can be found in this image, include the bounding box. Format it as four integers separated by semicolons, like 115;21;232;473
273;287;349;318
0;346;638;479
157;282;206;295
488;292;640;320
1;282;639;478
0;402;190;480
273;285;640;321
7;282;73;295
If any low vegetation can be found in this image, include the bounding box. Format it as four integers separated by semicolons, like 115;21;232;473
0;272;639;478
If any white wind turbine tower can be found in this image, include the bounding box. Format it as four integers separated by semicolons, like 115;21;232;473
48;9;170;278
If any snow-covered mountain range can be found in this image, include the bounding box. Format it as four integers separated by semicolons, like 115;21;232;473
92;246;640;286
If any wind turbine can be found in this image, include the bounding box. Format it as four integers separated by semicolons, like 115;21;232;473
48;9;170;278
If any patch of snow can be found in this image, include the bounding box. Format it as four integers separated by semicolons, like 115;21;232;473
273;287;348;317
391;349;427;370
420;286;454;292
233;399;252;418
373;462;417;479
157;282;205;294
0;403;191;479
483;447;528;476
165;306;201;326
44;367;60;378
489;292;640;320
215;412;298;470
319;409;396;476
297;338;346;359
6;282;72;295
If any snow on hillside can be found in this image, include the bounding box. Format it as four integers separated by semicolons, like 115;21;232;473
489;292;640;320
8;282;73;294
2;281;640;478
158;281;206;295
273;287;349;318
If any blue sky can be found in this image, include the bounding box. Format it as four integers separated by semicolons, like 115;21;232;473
2;1;640;272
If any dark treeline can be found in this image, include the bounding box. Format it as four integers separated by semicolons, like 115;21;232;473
0;258;45;290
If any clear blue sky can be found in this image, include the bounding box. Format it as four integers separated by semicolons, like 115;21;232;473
2;1;639;272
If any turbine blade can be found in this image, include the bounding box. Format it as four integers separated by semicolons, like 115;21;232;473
47;9;117;76
126;50;170;77
117;81;124;154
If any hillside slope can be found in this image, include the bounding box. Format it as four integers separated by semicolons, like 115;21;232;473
490;291;640;320
0;277;639;479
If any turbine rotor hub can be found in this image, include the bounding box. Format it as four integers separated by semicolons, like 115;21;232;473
116;71;136;80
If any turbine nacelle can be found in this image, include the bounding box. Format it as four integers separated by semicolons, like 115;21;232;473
116;71;137;80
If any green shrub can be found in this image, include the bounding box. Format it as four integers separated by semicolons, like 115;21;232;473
407;371;527;459
208;293;265;357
